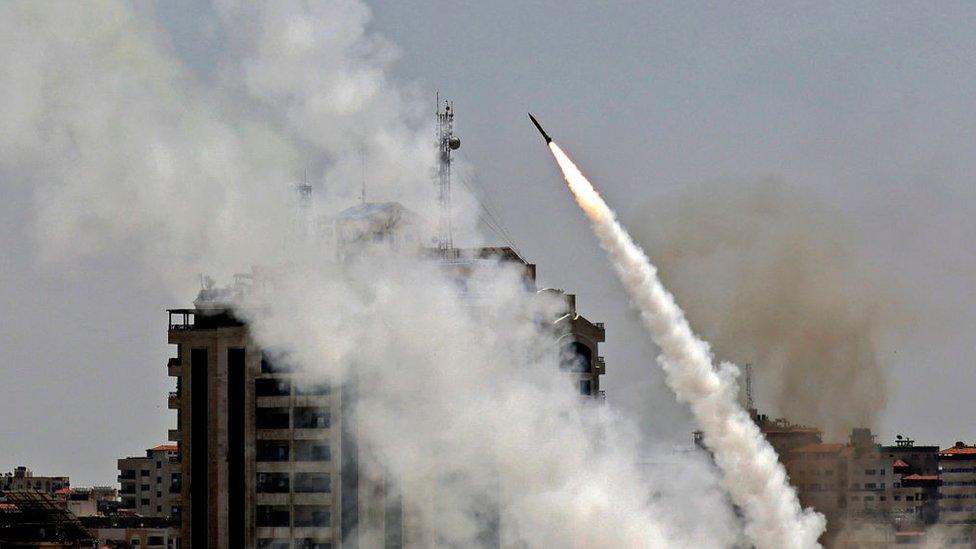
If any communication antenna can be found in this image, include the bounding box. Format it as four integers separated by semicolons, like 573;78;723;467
436;92;461;252
294;167;313;237
360;143;367;205
744;363;754;410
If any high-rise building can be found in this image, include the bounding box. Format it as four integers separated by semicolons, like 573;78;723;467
165;215;606;548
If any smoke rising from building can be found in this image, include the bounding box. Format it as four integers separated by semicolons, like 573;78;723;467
0;0;743;546
546;142;825;548
632;179;906;437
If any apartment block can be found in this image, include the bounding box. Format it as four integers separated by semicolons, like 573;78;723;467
118;444;181;521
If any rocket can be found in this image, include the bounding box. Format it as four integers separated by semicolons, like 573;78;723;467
527;113;552;144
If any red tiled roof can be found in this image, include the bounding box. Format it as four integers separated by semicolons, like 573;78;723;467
790;443;845;454
941;445;976;456
54;487;71;495
902;474;939;481
0;503;17;512
893;459;910;468
151;444;178;452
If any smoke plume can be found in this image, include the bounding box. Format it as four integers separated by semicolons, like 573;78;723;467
0;1;743;546
632;179;904;436
547;143;826;548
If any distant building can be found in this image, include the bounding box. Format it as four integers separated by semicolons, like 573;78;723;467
0;466;69;494
938;442;976;544
82;515;177;549
118;444;181;522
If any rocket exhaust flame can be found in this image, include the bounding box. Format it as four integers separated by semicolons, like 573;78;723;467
544;140;826;548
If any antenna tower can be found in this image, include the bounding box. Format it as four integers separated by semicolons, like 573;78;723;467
744;363;754;410
436;94;461;251
295;168;313;237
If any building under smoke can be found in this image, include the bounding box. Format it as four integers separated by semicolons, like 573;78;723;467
161;193;606;549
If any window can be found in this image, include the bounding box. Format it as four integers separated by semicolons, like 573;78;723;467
256;408;290;429
141;470;150;477
256;378;291;397
257;441;290;462
141;498;150;506
295;505;331;527
156;491;161;498
258;540;291;549
880;496;887;501
894;496;901;501
261;352;294;374
156;505;162;513
294;473;331;493
257;473;290;493
579;379;592;396
559;342;592;373
865;469;876;475
297;541;331;549
256;506;290;528
294;441;331;462
865;483;876;489
141;484;150;491
296;382;331;396
148;537;164;546
156;461;162;469
294;408;330;429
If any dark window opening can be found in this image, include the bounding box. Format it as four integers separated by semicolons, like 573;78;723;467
257;441;290;462
256;378;291;397
559;342;592;373
295;473;331;493
295;505;331;527
256;505;290;527
256;408;290;429
294;407;330;429
256;473;290;493
579;379;593;396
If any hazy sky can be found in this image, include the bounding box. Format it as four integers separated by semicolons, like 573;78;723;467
5;1;976;486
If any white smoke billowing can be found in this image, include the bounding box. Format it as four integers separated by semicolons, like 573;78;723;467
0;1;745;547
547;143;826;548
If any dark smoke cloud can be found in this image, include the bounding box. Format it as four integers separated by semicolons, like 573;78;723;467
633;178;908;437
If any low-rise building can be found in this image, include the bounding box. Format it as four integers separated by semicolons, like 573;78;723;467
939;442;976;544
0;466;69;494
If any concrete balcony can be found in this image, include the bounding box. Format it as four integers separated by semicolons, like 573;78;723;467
256;396;290;408
293;428;331;440
167;358;181;377
256;429;291;440
292;526;333;538
255;493;290;505
255;527;291;539
595;356;606;375
168;391;180;410
293;395;331;407
293;492;333;505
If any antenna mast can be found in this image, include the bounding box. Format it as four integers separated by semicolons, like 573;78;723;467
360;143;366;205
436;94;460;252
745;363;754;410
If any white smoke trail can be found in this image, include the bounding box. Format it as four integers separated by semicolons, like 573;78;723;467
547;142;826;548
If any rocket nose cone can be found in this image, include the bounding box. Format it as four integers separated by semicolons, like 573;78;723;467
528;113;552;144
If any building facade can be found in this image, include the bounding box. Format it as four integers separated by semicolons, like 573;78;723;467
0;466;69;494
118;444;182;521
938;442;976;544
